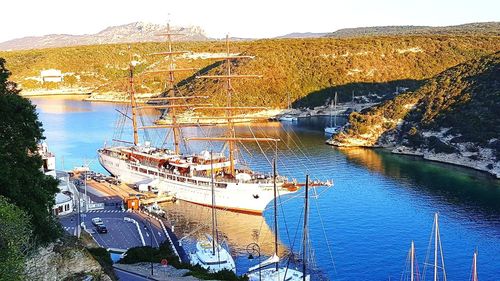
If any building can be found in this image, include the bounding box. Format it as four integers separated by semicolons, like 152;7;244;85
38;142;74;216
40;69;63;83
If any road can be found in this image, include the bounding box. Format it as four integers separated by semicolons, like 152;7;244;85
60;209;165;249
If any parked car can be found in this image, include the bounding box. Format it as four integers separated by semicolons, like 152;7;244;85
96;224;108;234
92;217;103;226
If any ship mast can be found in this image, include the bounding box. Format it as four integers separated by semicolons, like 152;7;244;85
145;23;204;154
225;36;237;175
129;48;139;146
162;23;181;154
193;35;267;176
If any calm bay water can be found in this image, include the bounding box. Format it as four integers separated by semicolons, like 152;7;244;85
32;96;500;280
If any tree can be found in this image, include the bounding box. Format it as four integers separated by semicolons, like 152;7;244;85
64;75;77;87
0;58;61;244
0;196;34;281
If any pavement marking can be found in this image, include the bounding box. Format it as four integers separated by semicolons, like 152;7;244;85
86;210;124;214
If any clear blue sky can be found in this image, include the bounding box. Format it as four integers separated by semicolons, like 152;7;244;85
1;0;498;42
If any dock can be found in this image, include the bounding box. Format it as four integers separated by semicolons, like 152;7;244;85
141;195;175;205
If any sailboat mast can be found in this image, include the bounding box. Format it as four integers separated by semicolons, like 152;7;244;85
303;174;309;281
129;50;139;146
272;157;279;271
434;213;438;281
210;151;216;254
472;249;478;281
411;240;415;281
334;92;338;127
225;35;236;176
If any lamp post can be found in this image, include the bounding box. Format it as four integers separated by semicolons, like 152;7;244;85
246;243;261;281
144;217;154;276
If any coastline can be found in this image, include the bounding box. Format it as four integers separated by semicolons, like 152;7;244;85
328;139;500;179
391;146;500;179
20;88;92;97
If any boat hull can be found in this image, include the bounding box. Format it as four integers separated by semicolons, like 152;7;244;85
98;151;293;214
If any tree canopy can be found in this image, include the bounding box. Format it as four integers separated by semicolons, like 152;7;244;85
0;57;60;244
0;196;33;281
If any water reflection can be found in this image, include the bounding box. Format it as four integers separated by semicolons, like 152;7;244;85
341;147;500;219
30;97;500;280
160;200;283;256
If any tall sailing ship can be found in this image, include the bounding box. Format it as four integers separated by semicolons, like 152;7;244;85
98;26;331;214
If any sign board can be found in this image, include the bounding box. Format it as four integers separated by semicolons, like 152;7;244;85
161;259;168;266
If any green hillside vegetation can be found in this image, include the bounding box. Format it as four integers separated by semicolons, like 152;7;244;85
326;22;500;38
0;59;61;280
0;36;499;110
335;51;500;158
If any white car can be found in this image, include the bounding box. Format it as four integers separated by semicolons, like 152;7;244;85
92;217;103;226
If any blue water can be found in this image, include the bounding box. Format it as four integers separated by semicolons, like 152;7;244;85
32;97;500;280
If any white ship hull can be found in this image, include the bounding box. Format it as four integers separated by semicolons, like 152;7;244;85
99;152;293;214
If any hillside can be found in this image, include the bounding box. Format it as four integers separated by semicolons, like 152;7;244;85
275;32;329;39
326;22;500;38
329;52;500;177
0;35;499;110
0;22;206;51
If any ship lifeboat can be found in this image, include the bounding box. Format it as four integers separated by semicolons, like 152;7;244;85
282;182;298;192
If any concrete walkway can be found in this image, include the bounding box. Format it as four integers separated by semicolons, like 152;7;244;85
113;263;212;281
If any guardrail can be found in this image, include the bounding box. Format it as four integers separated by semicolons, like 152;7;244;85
87;202;105;210
139;210;182;263
124;217;146;246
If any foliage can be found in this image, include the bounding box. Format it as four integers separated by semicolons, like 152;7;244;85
326;22;500;38
0;36;499;110
87;247;117;280
120;242;247;280
0;58;61;244
335;51;500;155
0;196;33;281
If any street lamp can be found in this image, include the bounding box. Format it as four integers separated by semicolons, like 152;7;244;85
144;217;154;276
246;243;261;281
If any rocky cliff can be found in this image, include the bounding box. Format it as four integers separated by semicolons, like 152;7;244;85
329;52;500;177
25;237;112;281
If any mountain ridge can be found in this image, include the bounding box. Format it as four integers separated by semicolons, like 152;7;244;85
2;21;498;51
0;22;207;51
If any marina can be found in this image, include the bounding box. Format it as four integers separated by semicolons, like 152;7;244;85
31;95;500;280
1;2;498;280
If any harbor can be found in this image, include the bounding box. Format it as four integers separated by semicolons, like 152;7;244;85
32;95;500;280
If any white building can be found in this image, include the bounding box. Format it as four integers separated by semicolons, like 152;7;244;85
40;69;63;83
38;143;74;216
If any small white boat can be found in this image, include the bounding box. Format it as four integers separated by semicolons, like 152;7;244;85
190;235;236;273
324;92;341;135
324;126;341;135
279;114;298;122
248;267;309;281
190;152;236;273
247;160;310;281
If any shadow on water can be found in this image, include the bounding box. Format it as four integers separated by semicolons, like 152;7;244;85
340;147;500;215
292;79;423;108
